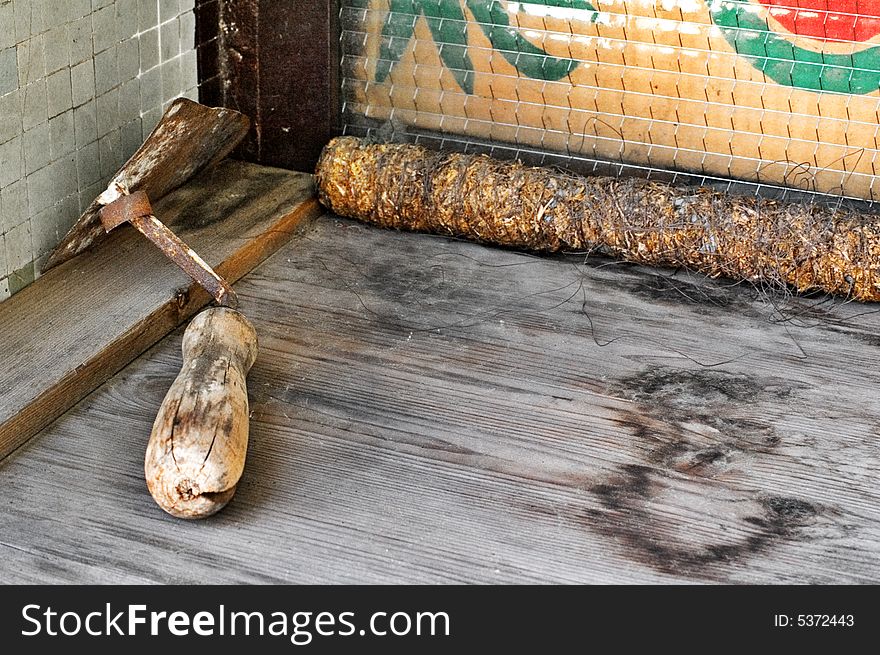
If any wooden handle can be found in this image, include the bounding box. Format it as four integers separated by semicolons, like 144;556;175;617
144;307;258;519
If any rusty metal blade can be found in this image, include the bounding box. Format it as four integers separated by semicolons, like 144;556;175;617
99;189;154;232
43;98;250;271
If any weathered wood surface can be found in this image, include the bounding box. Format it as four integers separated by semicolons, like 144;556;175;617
1;214;879;583
0;161;319;460
145;308;258;519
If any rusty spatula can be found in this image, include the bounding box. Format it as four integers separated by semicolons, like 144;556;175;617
45;98;259;519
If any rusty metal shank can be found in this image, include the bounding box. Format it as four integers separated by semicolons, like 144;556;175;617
99;191;237;308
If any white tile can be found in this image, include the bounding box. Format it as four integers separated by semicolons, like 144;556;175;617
180;48;197;90
96;88;119;136
23;122;51;174
78;179;103;213
49;109;76;158
75;140;101;187
0;47;17;96
21;78;47;130
46;68;73;118
73;98;97;147
68;16;93;66
117;77;140;123
4;220;32;272
0;179;27;234
70;59;95;107
138;27;159;72
30;203;61;257
117;0;139;42
68;0;93;21
138;0;159;33
94;45;118;95
92;5;118;54
17;35;45;86
98;129;122;177
14;0;37;45
0;135;22;188
57;192;81;235
117;37;139;81
141;106;161;138
180;10;195;52
120;117;142;157
53;153;79;199
139;65;160;111
0;90;22;143
26;163;58;214
43;25;71;74
0;3;14;51
159;0;180;24
159;19;179;62
40;0;69;32
161;57;180;103
0;234;7;279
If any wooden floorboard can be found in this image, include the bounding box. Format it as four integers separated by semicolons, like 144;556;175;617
1;214;879;583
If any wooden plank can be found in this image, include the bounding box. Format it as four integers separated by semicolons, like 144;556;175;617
198;0;340;170
0;161;320;460
1;214;879;583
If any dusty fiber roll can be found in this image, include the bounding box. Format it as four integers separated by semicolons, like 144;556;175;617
315;137;880;301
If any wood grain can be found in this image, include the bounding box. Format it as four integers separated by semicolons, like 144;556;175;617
1;214;879;583
0;161;320;460
145;308;258;519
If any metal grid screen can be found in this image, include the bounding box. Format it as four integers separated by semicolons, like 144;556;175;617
339;1;880;206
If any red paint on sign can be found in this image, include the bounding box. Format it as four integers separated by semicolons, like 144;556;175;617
760;1;880;42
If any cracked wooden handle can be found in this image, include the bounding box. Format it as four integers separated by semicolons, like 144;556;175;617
145;307;258;519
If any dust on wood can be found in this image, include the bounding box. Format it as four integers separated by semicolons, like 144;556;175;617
1;215;877;583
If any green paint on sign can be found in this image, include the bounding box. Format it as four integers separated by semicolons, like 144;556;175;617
709;0;880;95
376;1;598;94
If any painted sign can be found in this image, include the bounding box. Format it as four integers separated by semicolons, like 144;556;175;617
342;1;880;199
711;1;880;94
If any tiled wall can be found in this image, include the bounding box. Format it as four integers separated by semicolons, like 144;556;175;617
0;0;198;301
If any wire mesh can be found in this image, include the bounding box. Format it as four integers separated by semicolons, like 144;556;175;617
338;1;880;209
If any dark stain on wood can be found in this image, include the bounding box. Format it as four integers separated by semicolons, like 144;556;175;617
584;262;751;311
586;455;821;577
821;324;880;348
584;367;821;577
615;366;777;404
171;165;297;229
